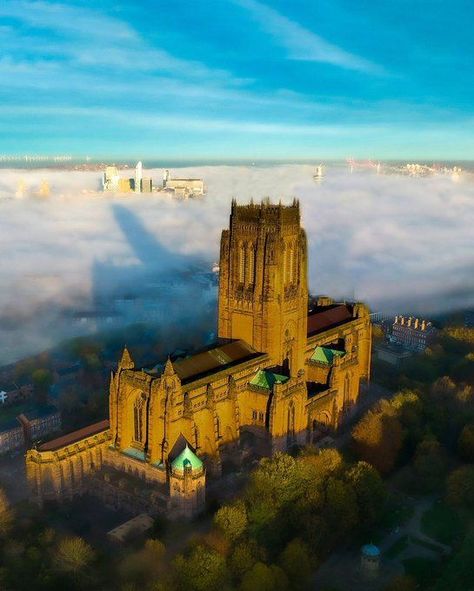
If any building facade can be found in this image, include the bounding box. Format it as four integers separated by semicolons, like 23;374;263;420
26;200;371;517
390;315;437;352
0;404;60;454
162;169;205;198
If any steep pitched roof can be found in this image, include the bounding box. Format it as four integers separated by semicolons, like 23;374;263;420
119;347;134;370
37;419;109;452
171;444;203;472
172;339;264;384
310;346;345;365
250;369;289;390
307;304;353;336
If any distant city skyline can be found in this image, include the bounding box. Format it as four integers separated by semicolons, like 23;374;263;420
0;0;473;158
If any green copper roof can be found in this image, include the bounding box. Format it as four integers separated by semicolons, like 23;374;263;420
123;447;146;462
250;369;290;390
310;346;345;365
171;445;203;472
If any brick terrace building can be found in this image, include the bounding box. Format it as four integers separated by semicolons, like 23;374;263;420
390;316;437;352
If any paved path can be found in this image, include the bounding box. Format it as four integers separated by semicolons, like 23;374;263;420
381;496;451;560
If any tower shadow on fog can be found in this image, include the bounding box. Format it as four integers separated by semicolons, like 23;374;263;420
88;204;217;357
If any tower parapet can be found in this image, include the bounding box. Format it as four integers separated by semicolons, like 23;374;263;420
230;198;301;226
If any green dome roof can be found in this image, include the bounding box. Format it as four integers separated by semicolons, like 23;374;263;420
362;543;380;557
171;444;203;472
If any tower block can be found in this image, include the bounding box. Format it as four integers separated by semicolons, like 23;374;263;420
218;199;308;376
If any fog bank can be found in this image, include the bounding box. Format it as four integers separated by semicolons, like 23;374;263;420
1;164;473;364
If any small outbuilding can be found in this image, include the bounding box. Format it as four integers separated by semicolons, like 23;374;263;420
360;543;380;577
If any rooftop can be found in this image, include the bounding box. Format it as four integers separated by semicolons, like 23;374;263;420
108;513;154;543
0;403;58;432
37;419;109;452
362;543;380;557
147;339;265;385
171;444;203;472
249;369;289;390
307;304;353;336
310;346;345;365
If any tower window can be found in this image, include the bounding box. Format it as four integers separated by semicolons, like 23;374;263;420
289;246;294;284
133;397;144;443
246;243;255;285
239;243;245;284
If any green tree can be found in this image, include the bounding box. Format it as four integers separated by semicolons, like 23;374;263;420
229;541;261;579
384;575;417;591
346;461;386;526
119;539;167;587
434;531;474;591
413;437;448;492
249;453;298;508
297;448;343;484
240;562;288;591
324;477;359;538
279;538;311;590
32;368;53;404
53;536;94;576
458;423;474;461
391;390;424;449
0;488;12;537
214;501;248;542
352;401;404;474
173;545;228;591
446;465;474;509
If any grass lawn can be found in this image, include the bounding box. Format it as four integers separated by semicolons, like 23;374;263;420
410;535;446;554
420;501;464;546
386;535;409;559
403;557;440;588
381;495;414;530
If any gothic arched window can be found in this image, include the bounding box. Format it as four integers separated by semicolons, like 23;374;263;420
246;243;255;286
343;374;351;406
289;243;294;284
194;424;200;450
238;242;245;284
287;402;296;446
134;396;144;443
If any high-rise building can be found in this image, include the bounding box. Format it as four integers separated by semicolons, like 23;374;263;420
135;161;143;193
142;177;153;193
118;178;132;193
103;166;120;191
38;180;50;198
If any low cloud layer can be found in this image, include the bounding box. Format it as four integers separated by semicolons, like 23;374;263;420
1;165;473;364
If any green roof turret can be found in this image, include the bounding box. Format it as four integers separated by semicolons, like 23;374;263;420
171;444;203;473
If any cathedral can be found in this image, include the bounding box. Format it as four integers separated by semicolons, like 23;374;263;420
26;199;371;518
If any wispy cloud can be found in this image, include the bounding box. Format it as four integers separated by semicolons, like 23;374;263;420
0;105;390;136
232;0;384;74
0;0;245;83
0;1;136;42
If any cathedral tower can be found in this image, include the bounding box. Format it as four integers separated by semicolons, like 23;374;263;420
218;199;308;376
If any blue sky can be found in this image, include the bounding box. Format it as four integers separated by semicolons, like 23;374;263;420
1;0;473;159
